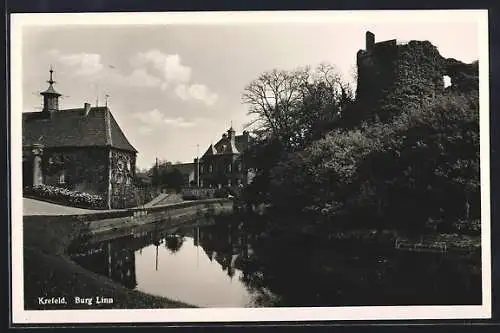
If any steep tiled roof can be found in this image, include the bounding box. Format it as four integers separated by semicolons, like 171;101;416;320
199;128;251;160
40;85;61;96
202;144;217;157
212;134;249;155
235;134;250;152
22;107;137;152
214;137;239;154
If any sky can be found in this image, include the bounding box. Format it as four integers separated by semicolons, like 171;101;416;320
20;11;482;170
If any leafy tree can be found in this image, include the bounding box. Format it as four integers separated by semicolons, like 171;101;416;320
163;169;185;192
242;64;354;204
164;234;185;254
266;90;479;234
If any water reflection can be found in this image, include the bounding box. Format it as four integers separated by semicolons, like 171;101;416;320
69;214;481;308
70;236;137;289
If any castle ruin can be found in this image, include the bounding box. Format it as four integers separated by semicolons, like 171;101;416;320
354;31;479;122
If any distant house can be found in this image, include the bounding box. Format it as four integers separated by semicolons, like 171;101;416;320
194;126;253;188
22;69;138;209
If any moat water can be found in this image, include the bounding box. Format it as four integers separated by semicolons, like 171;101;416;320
68;214;482;308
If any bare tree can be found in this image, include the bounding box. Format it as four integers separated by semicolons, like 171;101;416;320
242;63;353;149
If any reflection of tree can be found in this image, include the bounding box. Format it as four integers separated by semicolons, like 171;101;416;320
164;234;185;254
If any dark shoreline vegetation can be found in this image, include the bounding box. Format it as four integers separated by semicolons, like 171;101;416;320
236;60;480;244
24;216;196;310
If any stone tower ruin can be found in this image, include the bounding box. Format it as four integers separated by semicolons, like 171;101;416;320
353;31;479;123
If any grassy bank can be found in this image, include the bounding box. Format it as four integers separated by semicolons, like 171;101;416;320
23;215;196;310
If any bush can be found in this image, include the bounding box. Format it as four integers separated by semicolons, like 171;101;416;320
25;184;105;209
452;219;481;235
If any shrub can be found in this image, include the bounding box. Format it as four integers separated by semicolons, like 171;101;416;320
452;219;481;235
25;184;105;209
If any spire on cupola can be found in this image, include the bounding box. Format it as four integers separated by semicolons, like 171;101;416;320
226;122;239;154
40;66;62;112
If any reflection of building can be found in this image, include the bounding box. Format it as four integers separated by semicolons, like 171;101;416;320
193;223;251;279
108;242;137;289
194;127;253;188
72;238;137;289
22;69;138;209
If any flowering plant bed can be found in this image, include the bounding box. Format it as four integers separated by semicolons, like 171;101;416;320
24;184;106;210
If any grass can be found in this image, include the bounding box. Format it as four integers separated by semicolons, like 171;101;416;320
23;215;196;310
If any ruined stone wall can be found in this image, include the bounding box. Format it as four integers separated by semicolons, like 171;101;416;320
354;33;479;124
355;40;399;122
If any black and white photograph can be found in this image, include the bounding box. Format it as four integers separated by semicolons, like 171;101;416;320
10;10;491;324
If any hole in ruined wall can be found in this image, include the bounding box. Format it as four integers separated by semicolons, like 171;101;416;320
443;75;452;88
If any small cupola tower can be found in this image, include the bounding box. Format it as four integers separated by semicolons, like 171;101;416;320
40;67;61;113
227;123;236;140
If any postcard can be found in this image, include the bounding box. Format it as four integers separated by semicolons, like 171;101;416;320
10;9;491;324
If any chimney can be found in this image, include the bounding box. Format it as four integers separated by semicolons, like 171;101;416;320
84;102;91;116
366;31;375;51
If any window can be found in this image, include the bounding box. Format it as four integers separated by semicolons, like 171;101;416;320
228;163;232;172
200;165;204;173
228;179;232;186
59;171;66;184
443;75;452;88
236;163;242;172
209;165;213;173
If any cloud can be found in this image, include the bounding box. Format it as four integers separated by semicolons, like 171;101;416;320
47;49;104;76
122;68;162;88
132;109;165;126
163;117;195;128
131;109;196;133
130;50;218;106
175;83;218;106
131;50;192;84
